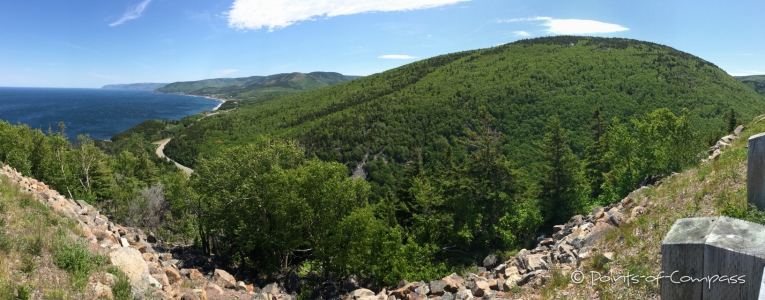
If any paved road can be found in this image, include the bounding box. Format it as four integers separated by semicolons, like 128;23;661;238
154;138;193;175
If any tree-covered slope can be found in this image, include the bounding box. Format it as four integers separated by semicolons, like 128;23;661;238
165;36;765;199
155;72;360;99
736;75;765;97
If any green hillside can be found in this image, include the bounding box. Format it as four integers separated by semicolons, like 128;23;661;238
155;72;361;99
166;36;764;186
736;75;765;96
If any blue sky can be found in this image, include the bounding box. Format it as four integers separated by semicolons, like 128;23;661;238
1;0;763;88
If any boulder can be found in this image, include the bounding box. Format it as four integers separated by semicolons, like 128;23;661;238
454;290;473;300
352;288;376;299
152;273;170;286
504;266;521;282
482;254;497;269
414;283;430;296
518;270;543;285
592;206;604;219
583;221;615;249
603;252;614;262
524;254;548;272
236;281;247;291
262;283;281;295
204;284;225;297
440;292;454;300
735;125;745;136
429;280;446;296
631;206;646;217
164;266;181;285
607;209;626;226
213;269;236;288
441;273;465;293
142;252;158;262
188;269;205;280
109;247;154;289
88;282;113;299
470;280;490;297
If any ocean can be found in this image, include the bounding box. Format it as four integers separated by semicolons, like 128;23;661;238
0;87;219;142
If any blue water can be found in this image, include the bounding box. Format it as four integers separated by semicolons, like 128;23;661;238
0;87;219;141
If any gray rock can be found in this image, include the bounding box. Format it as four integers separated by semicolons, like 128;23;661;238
455;290;473;300
414;283;429;296
352;288;375;299
607;210;626;226
440;292;454;300
262;283;281;295
482;254;497;269
518;270;543;285
735;125;745;136
524;254;548;271
429;280;446;296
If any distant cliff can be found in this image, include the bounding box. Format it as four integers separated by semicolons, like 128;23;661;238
101;83;168;90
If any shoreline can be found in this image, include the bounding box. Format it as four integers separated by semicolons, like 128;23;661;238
155;91;228;111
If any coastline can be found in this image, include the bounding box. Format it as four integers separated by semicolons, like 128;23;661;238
154;91;227;111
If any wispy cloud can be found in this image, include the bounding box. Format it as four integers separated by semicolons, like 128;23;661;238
497;16;552;23
499;16;628;35
728;70;765;76
512;30;531;37
110;0;152;27
379;54;418;59
227;0;470;31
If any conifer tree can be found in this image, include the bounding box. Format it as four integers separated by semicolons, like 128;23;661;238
584;109;610;200
538;115;584;226
727;108;738;133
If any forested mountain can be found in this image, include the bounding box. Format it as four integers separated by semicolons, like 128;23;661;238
155;72;361;99
101;82;168;90
736;75;765;96
165;36;765;200
5;36;765;287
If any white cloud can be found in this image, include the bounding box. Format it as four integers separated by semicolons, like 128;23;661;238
728;70;765;76
497;16;551;23
545;19;628;35
379;54;418;59
110;0;152;26
499;16;628;35
512;31;531;37
227;0;469;31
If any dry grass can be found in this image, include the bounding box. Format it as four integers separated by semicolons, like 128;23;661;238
0;174;130;300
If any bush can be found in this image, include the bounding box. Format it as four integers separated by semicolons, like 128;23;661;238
107;267;132;300
53;234;108;290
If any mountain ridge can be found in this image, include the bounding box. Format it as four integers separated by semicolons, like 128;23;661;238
102;82;168;90
155;71;361;99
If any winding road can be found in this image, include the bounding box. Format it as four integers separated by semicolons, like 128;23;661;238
154;138;194;175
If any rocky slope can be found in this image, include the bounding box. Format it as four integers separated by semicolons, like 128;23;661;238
0;123;749;300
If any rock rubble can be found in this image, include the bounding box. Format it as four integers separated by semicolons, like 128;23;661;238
0;164;298;300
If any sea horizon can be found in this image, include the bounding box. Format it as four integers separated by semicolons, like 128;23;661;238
0;87;219;142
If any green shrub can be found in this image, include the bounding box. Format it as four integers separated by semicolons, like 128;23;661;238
107;267;132;300
53;237;107;290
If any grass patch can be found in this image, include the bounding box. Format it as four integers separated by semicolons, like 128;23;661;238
53;236;108;290
106;266;132;300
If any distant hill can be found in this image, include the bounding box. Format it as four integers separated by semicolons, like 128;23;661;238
155;72;361;99
101;83;168;90
164;36;765;204
736;75;765;96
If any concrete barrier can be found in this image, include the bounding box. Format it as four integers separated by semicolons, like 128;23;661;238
661;216;765;299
